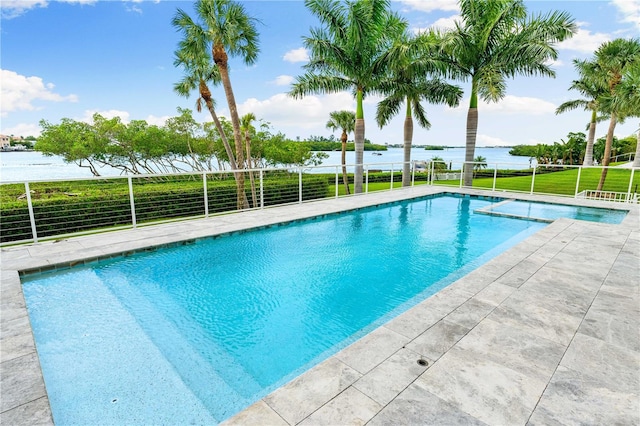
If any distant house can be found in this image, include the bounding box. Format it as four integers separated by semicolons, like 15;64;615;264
0;135;11;151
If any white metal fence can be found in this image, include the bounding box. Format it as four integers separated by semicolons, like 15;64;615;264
1;161;637;245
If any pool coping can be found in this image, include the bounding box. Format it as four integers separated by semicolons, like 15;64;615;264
1;186;638;425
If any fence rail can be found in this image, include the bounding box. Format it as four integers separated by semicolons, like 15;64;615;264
1;161;637;245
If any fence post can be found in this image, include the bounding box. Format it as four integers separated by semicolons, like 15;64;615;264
492;166;497;192
390;164;394;191
24;182;38;243
411;161;415;186
627;168;635;203
430;161;434;185
574;167;582;199
335;166;339;198
203;172;209;217
298;167;303;203
128;176;137;228
260;169;264;209
530;167;537;195
459;163;464;188
365;168;369;193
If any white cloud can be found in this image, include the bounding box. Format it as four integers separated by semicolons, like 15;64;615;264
237;92;354;129
477;134;510;147
449;95;556;115
400;0;458;13
145;114;171;126
610;0;640;30
558;25;611;53
429;14;461;30
79;109;131;124
0;70;78;117
0;0;47;18
0;0;96;18
283;48;309;63
0;122;43;138
272;75;295;86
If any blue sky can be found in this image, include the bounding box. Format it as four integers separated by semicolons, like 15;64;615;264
1;0;639;147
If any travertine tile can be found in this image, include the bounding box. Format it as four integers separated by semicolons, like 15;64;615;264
335;326;408;375
299;386;381;425
0;396;53;426
406;320;469;362
367;380;487;426
352;347;429;406
529;365;640;426
560;333;640;395
419;346;547;425
222;400;287;426
0;353;48;413
455;318;565;383
264;357;361;424
0;314;36;363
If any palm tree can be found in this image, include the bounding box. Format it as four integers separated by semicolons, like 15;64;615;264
173;46;240;173
376;31;462;187
556;59;606;166
172;0;259;209
588;38;640;190
602;60;640;167
473;155;487;176
326;110;356;194
240;112;258;207
290;0;407;193
441;0;576;186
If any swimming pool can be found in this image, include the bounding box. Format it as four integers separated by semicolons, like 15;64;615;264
22;194;551;424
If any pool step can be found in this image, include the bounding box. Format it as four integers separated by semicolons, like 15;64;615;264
101;269;262;421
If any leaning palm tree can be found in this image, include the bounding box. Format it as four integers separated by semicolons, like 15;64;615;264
556;59;606;166
376;31;462;187
240;112;258;207
172;0;259;209
326;110;356;194
290;0;407;193
602;61;640;167
441;0;576;186
588;38;640;190
173;45;240;173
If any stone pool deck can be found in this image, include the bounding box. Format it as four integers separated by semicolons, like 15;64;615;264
1;187;638;425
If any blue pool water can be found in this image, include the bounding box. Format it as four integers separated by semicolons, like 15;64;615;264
485;200;628;224
23;195;548;424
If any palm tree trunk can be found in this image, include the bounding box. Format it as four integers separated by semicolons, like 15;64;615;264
341;132;350;195
583;110;596;166
245;132;257;208
402;101;413;187
464;108;478;186
464;83;478;187
596;113;617;192
354;89;365;194
214;43;249;210
632;123;640;168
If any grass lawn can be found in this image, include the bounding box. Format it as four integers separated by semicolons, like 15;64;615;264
432;167;639;197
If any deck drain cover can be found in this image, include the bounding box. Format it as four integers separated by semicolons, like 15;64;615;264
417;359;428;367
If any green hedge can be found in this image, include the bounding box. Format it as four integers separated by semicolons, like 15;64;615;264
0;175;329;243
